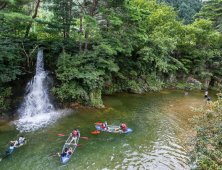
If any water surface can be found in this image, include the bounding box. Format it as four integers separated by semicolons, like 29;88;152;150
0;90;217;170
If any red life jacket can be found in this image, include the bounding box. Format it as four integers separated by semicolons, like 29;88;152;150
122;123;126;128
72;131;78;135
121;123;127;131
102;123;106;129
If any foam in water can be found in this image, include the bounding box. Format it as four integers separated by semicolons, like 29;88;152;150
15;50;66;132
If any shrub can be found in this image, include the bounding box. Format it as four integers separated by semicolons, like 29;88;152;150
188;94;222;169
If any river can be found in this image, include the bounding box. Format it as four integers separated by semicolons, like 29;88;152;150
0;89;217;170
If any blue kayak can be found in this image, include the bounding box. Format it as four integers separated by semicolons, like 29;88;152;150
95;125;133;133
60;130;80;163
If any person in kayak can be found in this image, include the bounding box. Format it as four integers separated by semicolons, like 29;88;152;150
57;147;73;157
115;123;127;132
10;135;26;147
101;121;110;132
69;129;80;145
6;143;16;154
66;147;73;156
120;123;127;132
0;144;17;162
58;148;68;157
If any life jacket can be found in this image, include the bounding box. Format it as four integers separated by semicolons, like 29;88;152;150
17;138;25;145
101;123;106;129
9;146;15;150
66;151;70;157
66;150;72;157
121;123;127;131
72;131;78;136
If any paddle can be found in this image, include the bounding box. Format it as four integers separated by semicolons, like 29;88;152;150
48;154;57;159
94;122;103;125
91;130;100;134
47;143;84;159
58;134;88;139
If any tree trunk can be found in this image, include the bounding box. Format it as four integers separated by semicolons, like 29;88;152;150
79;0;86;54
84;31;88;50
84;0;98;50
67;0;72;37
62;0;66;39
0;2;7;10
24;0;40;38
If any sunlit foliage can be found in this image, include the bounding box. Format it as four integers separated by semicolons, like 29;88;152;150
189;95;222;169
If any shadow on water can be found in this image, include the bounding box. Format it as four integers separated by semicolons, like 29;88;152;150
0;89;218;170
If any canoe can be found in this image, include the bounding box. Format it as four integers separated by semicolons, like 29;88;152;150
60;131;80;163
95;125;133;133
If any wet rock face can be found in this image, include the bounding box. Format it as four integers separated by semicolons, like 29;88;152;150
186;77;202;86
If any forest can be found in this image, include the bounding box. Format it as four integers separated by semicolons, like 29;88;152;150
1;0;222;108
1;0;222;169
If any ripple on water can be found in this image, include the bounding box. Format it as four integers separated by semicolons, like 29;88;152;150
115;143;189;170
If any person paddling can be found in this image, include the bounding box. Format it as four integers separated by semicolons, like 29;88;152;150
120;123;127;132
115;123;127;132
57;147;73;157
69;129;80;145
58;148;68;157
101;121;110;132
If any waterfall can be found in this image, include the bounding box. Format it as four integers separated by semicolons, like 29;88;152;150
15;50;66;132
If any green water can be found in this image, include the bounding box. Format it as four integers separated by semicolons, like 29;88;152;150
0;90;217;170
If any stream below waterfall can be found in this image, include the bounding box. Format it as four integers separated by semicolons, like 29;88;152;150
0;89;217;170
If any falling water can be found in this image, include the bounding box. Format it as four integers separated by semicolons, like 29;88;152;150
15;50;66;132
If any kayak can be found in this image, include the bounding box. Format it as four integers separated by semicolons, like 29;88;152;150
60;131;80;163
95;125;133;133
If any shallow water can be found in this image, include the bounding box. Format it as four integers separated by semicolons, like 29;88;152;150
0;89;217;170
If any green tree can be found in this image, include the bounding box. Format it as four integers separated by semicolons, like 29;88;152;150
157;0;202;24
47;0;77;39
53;49;119;107
175;19;221;81
195;0;222;32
